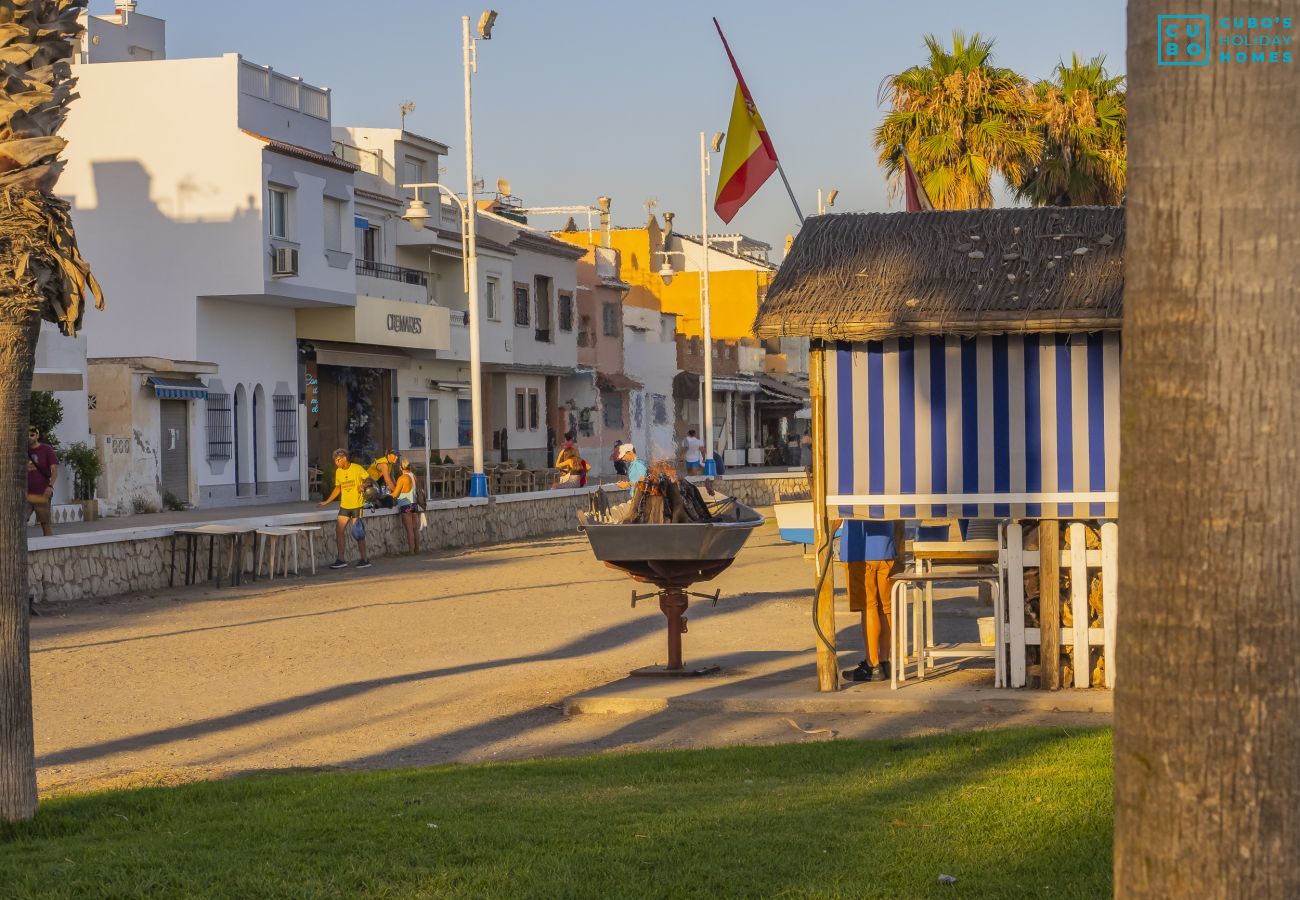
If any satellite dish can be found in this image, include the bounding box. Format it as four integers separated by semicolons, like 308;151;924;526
497;177;512;196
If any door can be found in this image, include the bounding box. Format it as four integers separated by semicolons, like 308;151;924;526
159;399;190;503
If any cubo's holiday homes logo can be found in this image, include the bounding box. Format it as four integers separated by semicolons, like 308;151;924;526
1158;13;1293;65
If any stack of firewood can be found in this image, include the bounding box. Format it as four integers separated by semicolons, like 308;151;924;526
1020;522;1107;688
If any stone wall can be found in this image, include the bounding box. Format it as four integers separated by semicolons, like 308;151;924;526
27;474;808;607
712;473;809;507
28;488;615;607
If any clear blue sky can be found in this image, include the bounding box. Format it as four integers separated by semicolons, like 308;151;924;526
127;0;1126;254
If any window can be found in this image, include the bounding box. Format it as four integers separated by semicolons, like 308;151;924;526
206;393;233;460
578;314;594;347
361;226;380;263
514;284;530;326
515;389;527;430
409;397;429;449
558;292;573;332
486;277;500;320
273;394;297;458
534;275;552;342
602;302;620;337
268;186;290;239
403;156;426;200
528;389;540;430
602;391;624;429
324;197;346;251
457;398;472;447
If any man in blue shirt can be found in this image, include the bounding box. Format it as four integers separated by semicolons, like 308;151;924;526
841;519;904;683
616;443;647;488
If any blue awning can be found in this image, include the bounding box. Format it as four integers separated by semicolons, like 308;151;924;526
823;332;1120;520
147;376;208;401
354;215;370;229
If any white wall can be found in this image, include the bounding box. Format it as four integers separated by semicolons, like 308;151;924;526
61;54;264;362
262;153;356;303
196;299;300;502
78;11;166;63
508;244;580;370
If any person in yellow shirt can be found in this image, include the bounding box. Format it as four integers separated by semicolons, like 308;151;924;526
319;448;372;570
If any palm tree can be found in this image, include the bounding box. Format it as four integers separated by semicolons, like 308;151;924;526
874;32;1040;210
1116;0;1300;894
0;0;101;823
1015;54;1126;206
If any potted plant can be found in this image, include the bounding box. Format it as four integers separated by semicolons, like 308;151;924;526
61;441;102;521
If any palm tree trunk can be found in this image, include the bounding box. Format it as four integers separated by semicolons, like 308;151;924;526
1117;1;1300;895
0;307;40;822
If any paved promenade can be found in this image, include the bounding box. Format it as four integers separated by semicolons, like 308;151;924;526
31;513;1107;796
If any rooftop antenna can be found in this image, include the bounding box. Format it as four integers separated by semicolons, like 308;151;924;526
400;101;416;130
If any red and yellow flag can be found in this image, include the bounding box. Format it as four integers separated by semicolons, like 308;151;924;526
713;19;780;224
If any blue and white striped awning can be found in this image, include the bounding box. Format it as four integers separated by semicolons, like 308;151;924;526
824;332;1119;520
146;375;209;401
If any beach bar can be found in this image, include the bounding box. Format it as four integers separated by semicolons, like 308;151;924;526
754;207;1124;691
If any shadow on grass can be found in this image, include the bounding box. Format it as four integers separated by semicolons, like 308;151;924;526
3;728;1112;899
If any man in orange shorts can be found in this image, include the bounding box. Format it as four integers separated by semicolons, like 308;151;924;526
841;520;905;683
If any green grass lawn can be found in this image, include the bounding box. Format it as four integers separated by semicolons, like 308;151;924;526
0;728;1111;899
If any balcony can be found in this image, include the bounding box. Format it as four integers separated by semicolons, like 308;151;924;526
356;260;429;305
332;141;393;179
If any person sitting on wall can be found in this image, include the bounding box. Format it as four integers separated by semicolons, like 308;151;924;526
615;443;646;490
319;448;372;570
366;448;400;508
840;519;905;683
610;440;627;477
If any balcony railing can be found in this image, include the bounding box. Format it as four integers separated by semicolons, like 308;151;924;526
332;141;390;179
239;59;330;120
355;260;429;287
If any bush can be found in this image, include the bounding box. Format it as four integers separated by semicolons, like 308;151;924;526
161;490;186;511
29;391;63;447
60;442;102;501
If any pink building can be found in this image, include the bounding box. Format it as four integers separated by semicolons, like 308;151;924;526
574;245;635;473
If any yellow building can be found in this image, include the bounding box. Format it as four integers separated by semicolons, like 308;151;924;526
553;216;775;341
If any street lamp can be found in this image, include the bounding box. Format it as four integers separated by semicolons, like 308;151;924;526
699;131;722;476
817;188;838;216
451;10;497;498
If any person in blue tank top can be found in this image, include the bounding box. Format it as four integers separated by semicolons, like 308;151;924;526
841;519;904;683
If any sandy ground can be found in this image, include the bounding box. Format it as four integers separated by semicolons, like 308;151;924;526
30;516;1107;796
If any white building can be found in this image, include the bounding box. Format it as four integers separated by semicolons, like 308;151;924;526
622;305;679;465
59;6;451;510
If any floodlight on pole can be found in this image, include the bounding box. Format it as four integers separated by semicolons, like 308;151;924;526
477;9;497;39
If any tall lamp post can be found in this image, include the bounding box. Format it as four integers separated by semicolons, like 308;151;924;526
402;10;496;498
700;131;723;477
817;188;838;216
402;181;469;502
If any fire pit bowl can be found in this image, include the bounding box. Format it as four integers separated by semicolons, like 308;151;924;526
578;502;765;676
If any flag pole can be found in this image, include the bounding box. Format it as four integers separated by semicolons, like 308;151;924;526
776;161;804;224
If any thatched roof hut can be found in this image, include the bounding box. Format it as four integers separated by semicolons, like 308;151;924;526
754;207;1124;342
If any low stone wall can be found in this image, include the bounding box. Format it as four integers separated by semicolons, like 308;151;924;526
28;487;617;607
711;472;809;507
28;473;810;607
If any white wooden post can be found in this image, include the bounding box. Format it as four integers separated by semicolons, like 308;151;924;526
1007;523;1027;687
1101;520;1119;688
1070;522;1089;688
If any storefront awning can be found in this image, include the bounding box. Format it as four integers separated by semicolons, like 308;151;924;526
711;377;760;395
312;343;409;370
146;375;209;400
354;215;370;229
596;372;643;393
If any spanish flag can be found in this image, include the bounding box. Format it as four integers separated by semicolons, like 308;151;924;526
713;19;780;224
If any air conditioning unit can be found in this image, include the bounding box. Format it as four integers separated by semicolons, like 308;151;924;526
272;246;299;276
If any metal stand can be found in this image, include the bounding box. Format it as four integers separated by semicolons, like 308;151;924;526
629;585;721;677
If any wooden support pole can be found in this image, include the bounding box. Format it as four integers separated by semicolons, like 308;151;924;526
1039;519;1061;690
809;343;838;692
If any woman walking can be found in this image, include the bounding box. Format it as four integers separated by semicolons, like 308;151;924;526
393;456;421;555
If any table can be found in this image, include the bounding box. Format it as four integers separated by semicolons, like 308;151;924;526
255;527;301;580
911;540;1001;650
276;523;323;575
170;524;257;589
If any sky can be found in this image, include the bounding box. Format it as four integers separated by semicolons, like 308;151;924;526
120;0;1127;255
